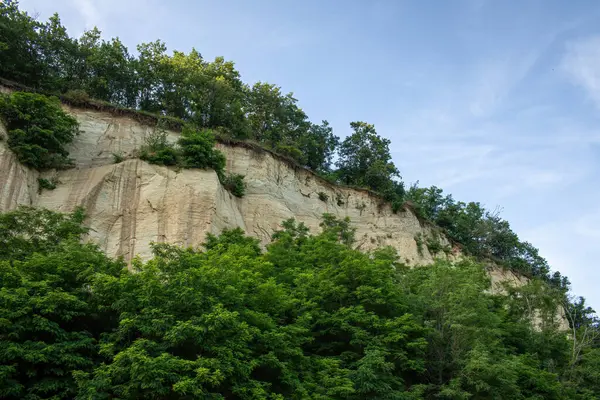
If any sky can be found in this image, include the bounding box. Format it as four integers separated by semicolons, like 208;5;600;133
17;0;600;310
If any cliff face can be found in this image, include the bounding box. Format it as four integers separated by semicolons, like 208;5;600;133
0;103;570;331
0;106;451;265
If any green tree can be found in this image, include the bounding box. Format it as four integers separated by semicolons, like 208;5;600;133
0;207;124;400
0;0;44;86
336;122;400;193
0;91;78;169
0;206;88;263
298;120;339;173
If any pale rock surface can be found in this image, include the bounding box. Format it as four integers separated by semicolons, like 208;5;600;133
0;106;449;265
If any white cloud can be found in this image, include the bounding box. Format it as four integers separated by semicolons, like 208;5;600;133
562;35;600;108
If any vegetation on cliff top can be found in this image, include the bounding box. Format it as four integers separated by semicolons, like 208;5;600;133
0;207;598;399
0;91;77;170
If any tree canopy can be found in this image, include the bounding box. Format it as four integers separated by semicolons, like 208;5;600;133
0;207;598;399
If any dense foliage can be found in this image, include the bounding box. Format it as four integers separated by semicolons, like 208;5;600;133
0;91;78;169
0;207;598;399
0;2;585;284
404;184;570;288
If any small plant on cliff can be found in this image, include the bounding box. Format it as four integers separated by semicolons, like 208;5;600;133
139;124;178;166
112;151;125;163
426;234;443;255
414;233;424;256
0;92;78;170
37;177;59;193
318;191;329;202
221;173;245;197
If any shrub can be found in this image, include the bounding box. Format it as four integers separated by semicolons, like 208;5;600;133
391;199;403;213
112;152;125;163
0;92;78;170
414;234;424;256
139;127;178;166
318;191;329;202
426;235;443;254
221;173;246;197
62;89;91;105
37;177;58;193
178;126;225;175
274;143;303;163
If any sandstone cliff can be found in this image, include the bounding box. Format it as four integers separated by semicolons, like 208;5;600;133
0;105;450;265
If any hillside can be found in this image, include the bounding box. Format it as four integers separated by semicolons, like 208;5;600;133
0;99;451;266
0;2;599;398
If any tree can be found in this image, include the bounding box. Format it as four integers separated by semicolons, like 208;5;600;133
245;82;310;151
0;207;124;400
0;0;44;86
298;120;339;173
0;91;78;169
77;29;137;107
336;122;400;194
0;206;88;263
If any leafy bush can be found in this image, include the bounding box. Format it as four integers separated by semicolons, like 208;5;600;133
318;191;329;202
414;233;424;256
139;126;179;166
177;126;225;175
221;173;245;197
0;92;78;170
391;199;403;213
37;176;58;192
0;208;124;399
426;234;443;254
274;143;303;162
62;89;91;105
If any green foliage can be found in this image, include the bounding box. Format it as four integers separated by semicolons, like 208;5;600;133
177;126;225;174
0;91;78;169
0;207;125;399
405;183;565;287
139;124;179;166
221;173;245;197
414;234;424;256
37;176;58;192
0;208;598;399
62;89;91;105
318;191;329;202
425;232;447;255
336;122;400;189
112;152;124;163
0;206;88;263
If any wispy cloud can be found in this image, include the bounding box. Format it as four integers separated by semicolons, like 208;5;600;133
70;0;100;29
467;51;540;117
562;35;600;108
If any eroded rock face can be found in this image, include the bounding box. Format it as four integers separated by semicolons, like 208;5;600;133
0;106;450;265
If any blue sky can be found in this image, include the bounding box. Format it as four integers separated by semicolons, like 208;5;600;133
18;0;600;310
